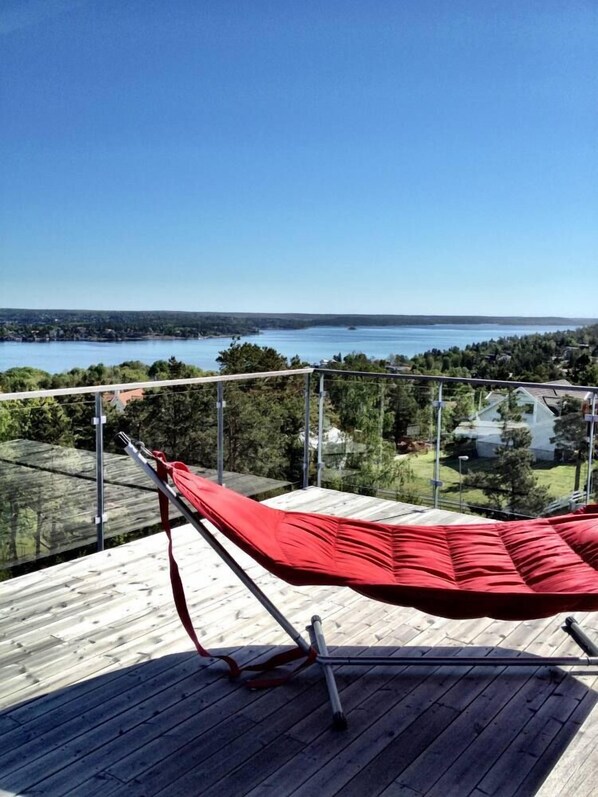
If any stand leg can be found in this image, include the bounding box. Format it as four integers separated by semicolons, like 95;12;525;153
308;615;348;731
563;616;598;656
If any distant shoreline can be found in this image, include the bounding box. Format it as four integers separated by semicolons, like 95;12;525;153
2;308;596;326
0;333;234;344
0;321;587;376
0;319;592;346
2;310;596;347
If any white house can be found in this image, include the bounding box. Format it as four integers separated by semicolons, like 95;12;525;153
299;423;367;470
453;380;589;461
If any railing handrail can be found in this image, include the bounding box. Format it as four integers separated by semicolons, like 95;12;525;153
0;367;314;402
315;368;598;395
0;365;596;403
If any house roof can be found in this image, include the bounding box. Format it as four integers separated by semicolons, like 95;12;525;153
485;391;505;406
453;419;528;439
521;381;588;414
105;388;145;406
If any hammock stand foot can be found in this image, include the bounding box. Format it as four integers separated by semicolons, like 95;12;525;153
308;615;347;731
305;614;598;731
563;616;598;656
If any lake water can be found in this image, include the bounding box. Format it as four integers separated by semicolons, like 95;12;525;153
0;323;578;374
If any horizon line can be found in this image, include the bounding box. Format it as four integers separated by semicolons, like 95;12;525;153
2;308;597;323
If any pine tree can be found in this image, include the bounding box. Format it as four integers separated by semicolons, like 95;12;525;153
551;396;588;491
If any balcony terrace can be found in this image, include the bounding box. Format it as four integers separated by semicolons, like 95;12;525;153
1;368;597;795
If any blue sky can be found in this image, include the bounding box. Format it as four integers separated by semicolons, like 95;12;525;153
1;0;596;316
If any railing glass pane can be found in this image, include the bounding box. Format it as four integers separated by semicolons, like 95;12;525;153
441;383;591;519
0;395;97;576
311;372;597;521
317;373;427;501
399;379;593;519
103;383;219;544
220;374;307;498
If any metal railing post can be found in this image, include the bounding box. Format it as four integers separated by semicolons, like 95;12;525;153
317;372;325;488
93;392;106;550
431;381;444;509
378;380;385;475
217;381;225;486
303;372;311;489
586;392;597;503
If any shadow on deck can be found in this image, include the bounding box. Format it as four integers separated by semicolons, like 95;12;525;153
1;642;596;796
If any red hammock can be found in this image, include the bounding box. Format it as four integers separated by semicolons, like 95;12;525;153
160;457;598;622
120;437;598;728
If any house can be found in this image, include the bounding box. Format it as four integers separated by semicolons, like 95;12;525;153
385;363;412;374
453;380;590;461
104;388;144;413
299;423;366;469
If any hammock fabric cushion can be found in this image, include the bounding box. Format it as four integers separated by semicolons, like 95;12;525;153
162;458;598;621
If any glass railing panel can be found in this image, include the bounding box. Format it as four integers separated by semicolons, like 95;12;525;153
389;379;438;506
317;373;422;499
587;393;598;503
0;395;97;576
220;374;308;499
318;373;378;495
2;371;595;579
313;372;598;521
439;383;593;519
103;383;219;545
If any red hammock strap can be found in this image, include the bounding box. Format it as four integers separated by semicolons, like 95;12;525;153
154;453;241;679
244;646;318;689
153;452;317;688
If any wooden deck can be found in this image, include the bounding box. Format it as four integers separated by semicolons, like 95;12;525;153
1;487;597;796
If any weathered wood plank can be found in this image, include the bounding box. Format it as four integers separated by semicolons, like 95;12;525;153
268;486;489;526
528;693;598;797
141;606;440;796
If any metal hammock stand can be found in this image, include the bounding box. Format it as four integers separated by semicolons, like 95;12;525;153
119;434;598;730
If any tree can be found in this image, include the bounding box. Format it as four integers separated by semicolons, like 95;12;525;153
120;358;215;463
551;397;587;490
574;361;598;387
216;342;306;481
0;367;51;392
20;398;74;446
342;437;411;497
216;339;288;374
0;402;19;443
118;347;308;485
388;381;419;443
443;385;476;433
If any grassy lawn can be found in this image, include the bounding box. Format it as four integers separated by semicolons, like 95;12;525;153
531;461;586;495
400;450;581;508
